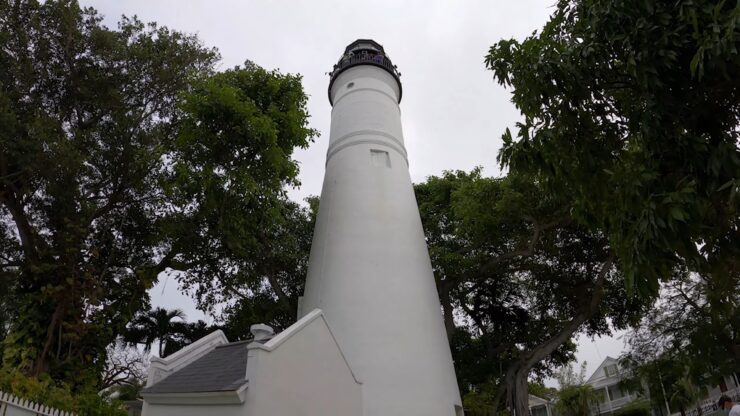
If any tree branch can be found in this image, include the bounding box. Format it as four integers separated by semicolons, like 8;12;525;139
265;272;291;309
481;215;570;275
0;185;39;260
498;254;615;416
509;255;615;377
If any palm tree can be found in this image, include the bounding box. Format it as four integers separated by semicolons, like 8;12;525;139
124;308;187;357
556;385;600;416
670;376;701;416
161;320;220;357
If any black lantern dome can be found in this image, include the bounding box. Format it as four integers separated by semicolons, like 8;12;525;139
328;39;402;105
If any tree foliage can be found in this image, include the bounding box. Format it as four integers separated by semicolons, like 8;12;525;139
415;170;649;416
123;308;187;358
529;382;558;400
183;197;318;333
614;400;652;416
0;368;126;416
556;384;599;416
555;362;589;388
0;0;316;389
127;196;317;361
621;348;718;416
101;340;148;391
626;269;739;385
486;0;740;297
669;376;704;416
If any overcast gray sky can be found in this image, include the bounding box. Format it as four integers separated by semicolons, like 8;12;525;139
83;0;627;383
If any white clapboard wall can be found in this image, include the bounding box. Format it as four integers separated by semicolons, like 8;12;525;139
0;390;76;416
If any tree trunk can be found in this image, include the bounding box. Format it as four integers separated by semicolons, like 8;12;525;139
490;369;511;415
439;285;456;340
511;368;530;416
502;256;614;416
1;187;40;260
266;273;291;309
491;365;534;416
31;302;64;376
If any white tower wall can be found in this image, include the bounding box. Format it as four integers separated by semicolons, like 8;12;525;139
301;46;463;416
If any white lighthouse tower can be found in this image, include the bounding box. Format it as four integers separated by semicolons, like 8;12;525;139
301;39;464;416
140;39;463;416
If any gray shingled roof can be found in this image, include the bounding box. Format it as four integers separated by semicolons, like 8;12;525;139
142;341;250;394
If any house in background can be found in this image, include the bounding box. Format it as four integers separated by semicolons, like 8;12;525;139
685;374;740;416
584;357;740;416
525;357;633;416
529;394;557;416
585;357;637;416
526;357;738;416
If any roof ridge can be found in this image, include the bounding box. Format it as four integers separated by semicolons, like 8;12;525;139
216;339;252;348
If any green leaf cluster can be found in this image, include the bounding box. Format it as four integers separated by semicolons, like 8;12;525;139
463;382;510;416
416;170;652;415
556;384;599;416
487;0;740;297
620;352;714;416
0;369;126;416
614;400;652;416
0;0;316;390
623;269;738;407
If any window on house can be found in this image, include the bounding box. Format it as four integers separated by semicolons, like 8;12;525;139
532;405;549;416
598;388;609;403
370;149;391;168
604;364;619;378
608;384;625;401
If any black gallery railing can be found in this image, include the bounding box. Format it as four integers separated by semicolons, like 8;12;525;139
329;54;401;80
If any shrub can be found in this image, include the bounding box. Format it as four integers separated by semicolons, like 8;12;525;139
556;385;598;416
0;369;126;416
615;399;652;416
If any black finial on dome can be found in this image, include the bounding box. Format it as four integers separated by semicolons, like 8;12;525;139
328;39;402;105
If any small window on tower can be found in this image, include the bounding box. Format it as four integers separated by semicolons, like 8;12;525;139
370;149;391;168
347;82;355;89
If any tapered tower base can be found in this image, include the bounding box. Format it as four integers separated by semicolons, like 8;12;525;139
301;40;463;416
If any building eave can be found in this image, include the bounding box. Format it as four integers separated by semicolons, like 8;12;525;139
141;382;248;405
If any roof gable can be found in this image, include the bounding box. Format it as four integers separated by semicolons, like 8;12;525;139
247;308;360;384
586;356;619;384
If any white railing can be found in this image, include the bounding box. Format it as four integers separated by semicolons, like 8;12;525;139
591;395;636;415
609;396;634;409
0;390;76;416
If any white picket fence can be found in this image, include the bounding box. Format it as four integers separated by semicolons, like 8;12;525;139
0;390;76;416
